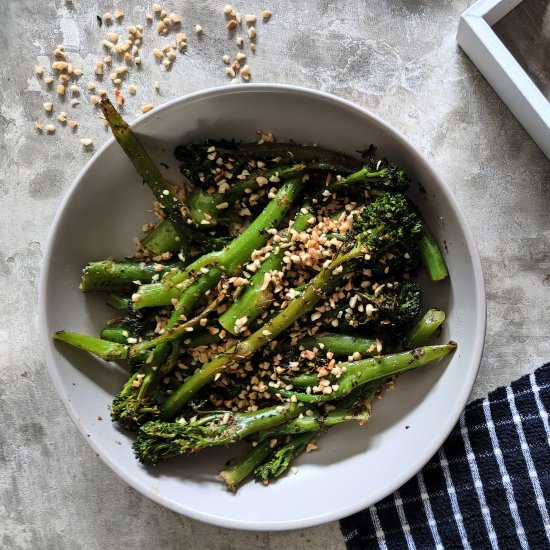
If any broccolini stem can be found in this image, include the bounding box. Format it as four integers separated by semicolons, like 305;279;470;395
207;142;363;172
131;289;225;353
106;293;131;310
134;402;307;464
134;250;222;309
52;331;128;361
290;332;379;358
188;164;310;226
80;260;183;292
226;164;307;204
419;222;449;281
219;441;274;492
100;325;132;345
326;161;407;194
100;99;207;254
273;344;457;403
257;382;378;441
218;205;313;334
217;177;305;274
141;219;180;255
406;309;446;348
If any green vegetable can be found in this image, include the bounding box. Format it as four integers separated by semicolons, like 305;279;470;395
219;441;275;492
100;99;211;255
272;344;457;403
219;205;313;334
81;260;183;292
419;222;449;281
254;432;317;483
406;309;446;348
134;402;308;464
160;192;424;419
134;176;305;309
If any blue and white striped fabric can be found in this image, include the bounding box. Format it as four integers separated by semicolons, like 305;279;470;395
340;364;550;549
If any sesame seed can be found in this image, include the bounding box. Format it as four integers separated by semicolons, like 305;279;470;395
195;24;203;34
262;9;272;19
248;27;256;39
45;124;56;133
141;103;154;113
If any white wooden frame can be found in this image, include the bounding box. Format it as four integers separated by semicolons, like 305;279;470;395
457;0;550;158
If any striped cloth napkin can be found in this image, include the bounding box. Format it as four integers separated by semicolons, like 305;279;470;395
340;363;550;549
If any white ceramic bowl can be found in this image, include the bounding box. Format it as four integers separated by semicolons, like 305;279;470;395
40;84;485;531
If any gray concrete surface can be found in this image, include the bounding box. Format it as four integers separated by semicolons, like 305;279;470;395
1;0;549;548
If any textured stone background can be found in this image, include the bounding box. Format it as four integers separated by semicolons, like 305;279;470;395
1;0;549;548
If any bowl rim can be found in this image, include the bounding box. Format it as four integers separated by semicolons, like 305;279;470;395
39;83;486;531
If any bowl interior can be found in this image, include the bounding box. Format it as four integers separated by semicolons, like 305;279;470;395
40;85;485;530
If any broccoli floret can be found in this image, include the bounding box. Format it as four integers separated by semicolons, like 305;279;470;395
254;433;315;482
